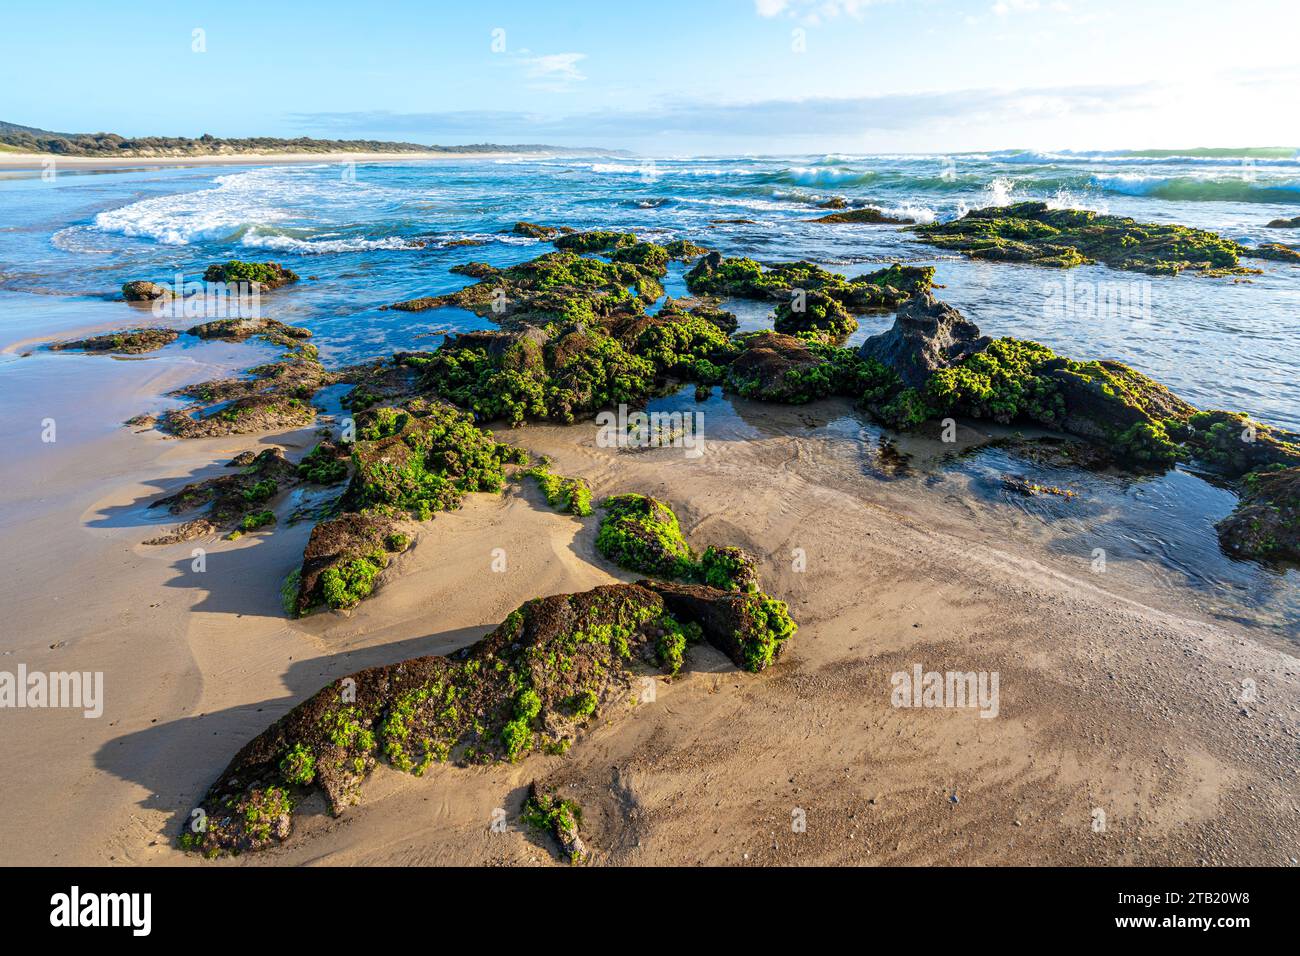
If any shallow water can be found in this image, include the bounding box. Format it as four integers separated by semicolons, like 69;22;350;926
0;152;1296;636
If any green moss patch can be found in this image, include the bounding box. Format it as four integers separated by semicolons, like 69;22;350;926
913;202;1256;276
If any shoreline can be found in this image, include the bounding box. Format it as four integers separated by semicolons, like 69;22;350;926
0;150;554;172
1;322;1296;865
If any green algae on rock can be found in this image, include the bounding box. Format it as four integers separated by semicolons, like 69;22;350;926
912;202;1256;275
524;462;593;516
146;447;296;543
202;260;299;289
391;248;663;317
596;493;697;579
686;251;934;312
182;579;799;855
727;331;895;405
522;782;588;864
48;327;178;354
810;207;915;225
773;290;858;342
1215;467;1300;561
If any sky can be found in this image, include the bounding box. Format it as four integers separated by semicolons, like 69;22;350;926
2;0;1298;154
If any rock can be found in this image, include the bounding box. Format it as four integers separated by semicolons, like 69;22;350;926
773;289;857;341
1245;242;1300;263
511;221;560;239
1265;216;1300;228
202;260;299;290
48;327;178;354
121;281;172;301
524;782;588;864
1216;467;1300;561
293;511;396;615
726;332;826;403
913;202;1255;275
810;207;915;225
149;447;295;532
1040;358;1195;447
857;292;991;391
183;580;799;855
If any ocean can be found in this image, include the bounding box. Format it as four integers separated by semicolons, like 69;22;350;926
0;150;1297;634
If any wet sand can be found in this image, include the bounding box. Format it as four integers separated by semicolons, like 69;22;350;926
0;328;1296;867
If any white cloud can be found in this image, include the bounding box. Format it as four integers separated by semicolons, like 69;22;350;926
993;0;1042;15
524;53;587;84
754;0;882;22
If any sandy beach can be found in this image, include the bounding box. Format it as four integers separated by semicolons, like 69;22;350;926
1;322;1295;867
0;151;549;172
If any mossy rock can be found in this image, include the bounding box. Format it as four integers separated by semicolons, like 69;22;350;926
1216;467;1300;561
49;327;178;354
183;580;800;855
773;290;858;342
810;207;914;225
596;493;696;578
685;252;933;313
202;260;299;289
913;202;1255;276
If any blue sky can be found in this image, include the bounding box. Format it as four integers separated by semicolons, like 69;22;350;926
2;0;1297;153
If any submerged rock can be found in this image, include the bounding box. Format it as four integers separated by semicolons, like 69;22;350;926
857;292;990;391
182;579;799;856
1246;242;1300;263
810;207;915;225
48;327;178;354
913;202;1256;275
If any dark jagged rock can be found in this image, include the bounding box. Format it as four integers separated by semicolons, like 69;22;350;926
182;580;798;856
810;207;915;225
121;281;173;302
1265;216;1300;229
147;447;296;539
913;202;1255;276
858;292;990;391
817;197;849;209
48;327;178;354
1216;467;1300;561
